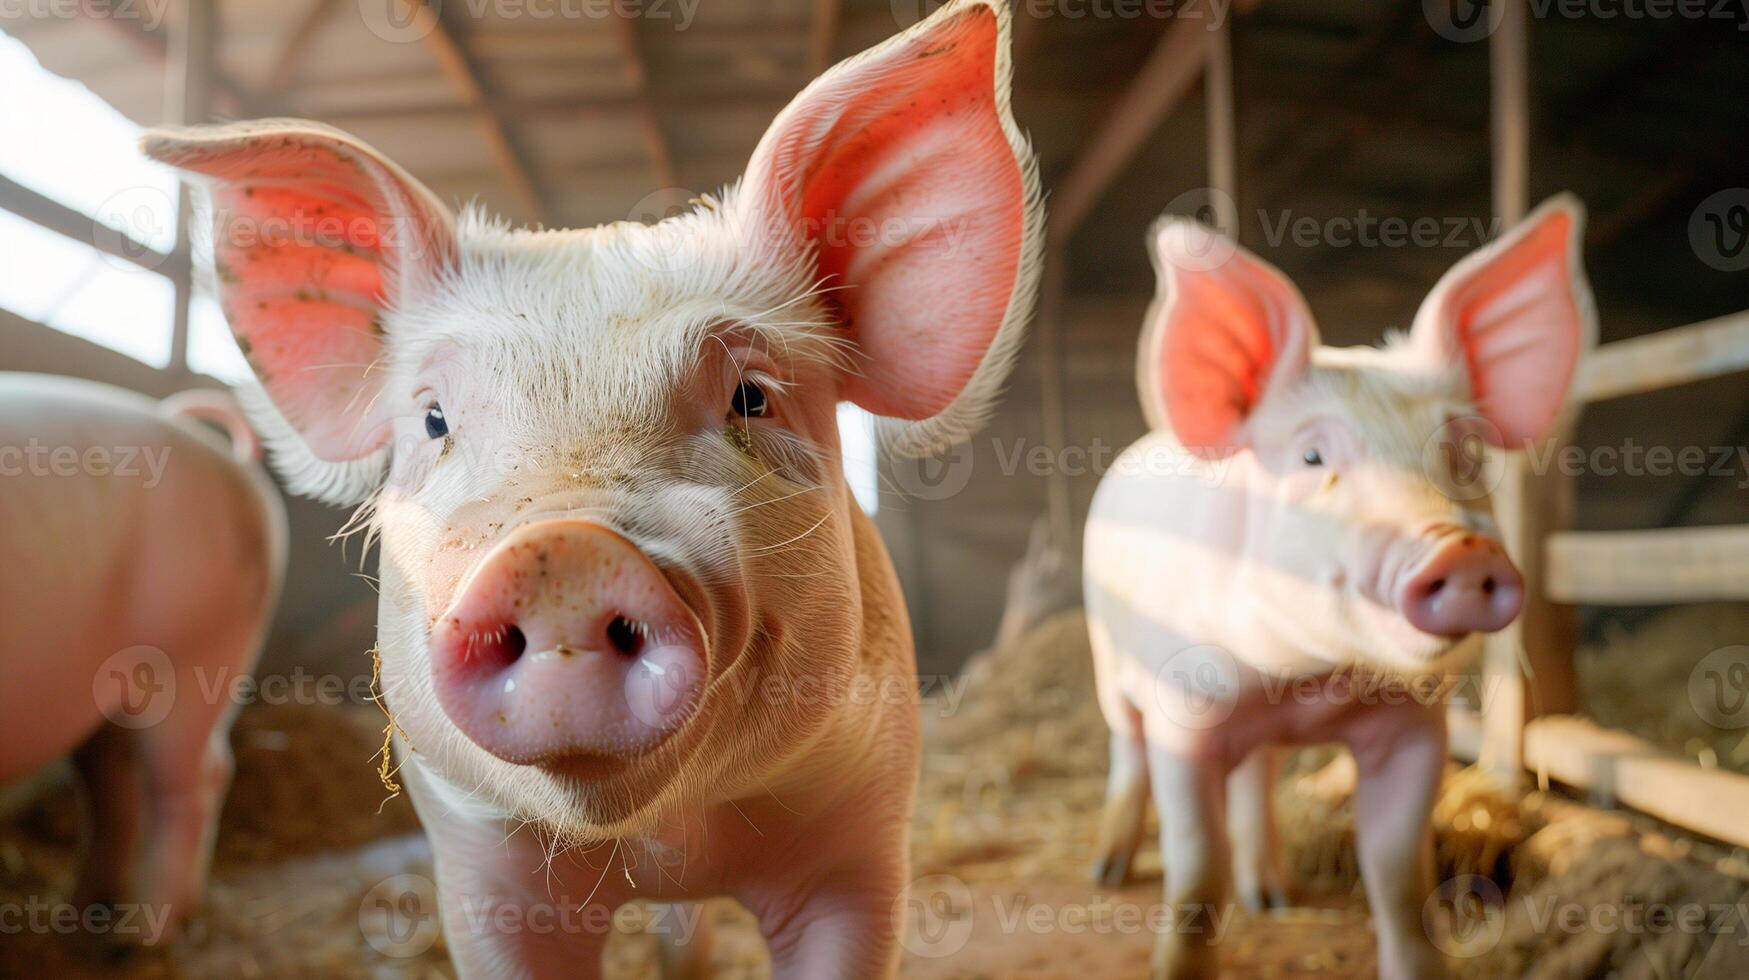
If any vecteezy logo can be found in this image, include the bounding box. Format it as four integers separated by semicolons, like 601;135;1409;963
1690;189;1749;273
625;187;706;273
1156;187;1240;273
888;440;975;501
358;0;440;44
895;874;974;958
358;874;441;958
889;0;952;30
91;185;175;272
1690;645;1749;729
1424;0;1504;43
1424;415;1504;502
1154;644;1240;729
93;645;176;729
1422;874;1505;958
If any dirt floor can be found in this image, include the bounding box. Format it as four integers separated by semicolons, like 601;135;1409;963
4;607;1749;978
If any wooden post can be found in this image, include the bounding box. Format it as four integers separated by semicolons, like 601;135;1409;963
1478;0;1581;786
1032;15;1214;550
163;0;215;377
1204;16;1238;236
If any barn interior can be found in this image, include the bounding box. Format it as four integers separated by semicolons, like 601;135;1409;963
2;0;1748;977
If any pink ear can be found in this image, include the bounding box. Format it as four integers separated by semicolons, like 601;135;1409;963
1411;196;1593;446
143;121;456;461
736;0;1040;444
1143;220;1318;452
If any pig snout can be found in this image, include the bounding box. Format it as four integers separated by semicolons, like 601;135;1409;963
1395;528;1524;637
429;520;707;766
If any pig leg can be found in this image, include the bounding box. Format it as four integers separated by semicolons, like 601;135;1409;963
404;767;627;979
754;880;902;980
429;836;621;979
139;721;234;935
1344;701;1449;980
654;904;714;979
70;723;146;912
1146;733;1230;980
1092;723;1150;887
1226;746;1289;911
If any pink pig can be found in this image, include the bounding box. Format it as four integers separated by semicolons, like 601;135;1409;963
142;1;1041;976
1084;199;1593;979
0;374;285;943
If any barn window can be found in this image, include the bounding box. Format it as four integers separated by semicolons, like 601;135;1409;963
838;403;879;515
0;31;181;365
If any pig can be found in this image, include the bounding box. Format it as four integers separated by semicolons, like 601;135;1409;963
141;0;1041;975
1083;198;1593;979
0;374;285;943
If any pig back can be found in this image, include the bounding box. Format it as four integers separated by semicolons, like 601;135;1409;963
0;374;283;775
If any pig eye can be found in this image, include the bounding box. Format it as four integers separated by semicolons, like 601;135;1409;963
1301;447;1324;467
424;403;449;440
730;381;770;419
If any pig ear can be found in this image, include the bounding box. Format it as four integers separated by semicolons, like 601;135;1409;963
1410;195;1595;446
734;0;1042;457
1140;218;1319;453
142;119;457;498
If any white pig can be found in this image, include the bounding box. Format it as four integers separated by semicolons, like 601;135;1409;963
1083;199;1593;979
0;375;285;942
142;1;1041;976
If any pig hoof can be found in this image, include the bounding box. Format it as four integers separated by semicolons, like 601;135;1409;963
1150;936;1216;980
1090;853;1129;888
1236;882;1292;913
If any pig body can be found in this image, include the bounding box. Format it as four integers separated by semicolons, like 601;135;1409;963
145;1;1041;976
0;373;284;939
1084;202;1594;979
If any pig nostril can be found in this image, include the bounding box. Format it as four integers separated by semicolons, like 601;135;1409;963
606;616;645;657
1425;578;1446;597
503;625;526;660
1482;576;1497;596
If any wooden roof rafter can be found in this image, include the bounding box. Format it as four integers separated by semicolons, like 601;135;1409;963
612;5;677;190
261;0;344;94
392;0;547;223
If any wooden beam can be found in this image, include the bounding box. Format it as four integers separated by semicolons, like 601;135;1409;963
163;0;216;377
1490;0;1530;226
0;175;187;281
1204;16;1237;234
1479;0;1571;785
1575;309;1749;403
1544;525;1749;604
78;0;257;117
301;85;800;123
261;0;342;94
395;0;545;222
807;0;839;77
1012;1;1045;58
612;9;676;189
1524;716;1749;850
1046;16;1208;245
1032;12;1225;548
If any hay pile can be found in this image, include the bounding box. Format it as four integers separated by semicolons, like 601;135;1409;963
912;609;1525;896
1481;798;1749;979
0;701;444;980
5;604;1747;978
912;610;1110;884
914;608;1749;979
1580;603;1749;775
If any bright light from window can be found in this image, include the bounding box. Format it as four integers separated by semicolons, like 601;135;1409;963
0;29;179;367
188;291;253;383
837;403;880;515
